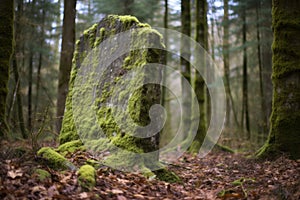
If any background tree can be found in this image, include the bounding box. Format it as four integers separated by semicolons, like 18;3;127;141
57;0;77;133
180;0;192;137
257;0;300;159
0;0;14;138
188;0;208;153
240;0;250;137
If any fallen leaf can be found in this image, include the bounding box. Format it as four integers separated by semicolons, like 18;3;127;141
7;169;23;179
112;189;124;194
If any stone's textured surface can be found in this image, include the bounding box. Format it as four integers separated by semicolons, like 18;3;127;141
59;15;165;170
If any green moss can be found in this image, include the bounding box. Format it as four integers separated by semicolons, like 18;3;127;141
84;138;113;152
102;151;144;171
59;15;165;173
78;164;96;190
57;139;84;154
111;134;143;153
257;1;300;160
37;147;70;170
83;23;98;48
33;169;51;181
154;168;181;183
86;159;101;169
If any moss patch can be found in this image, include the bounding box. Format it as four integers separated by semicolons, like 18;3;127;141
33;169;51;182
154;168;181;183
78;164;96;190
37;147;71;170
57;139;84;154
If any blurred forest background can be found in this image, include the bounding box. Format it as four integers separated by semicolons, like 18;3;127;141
5;0;273;154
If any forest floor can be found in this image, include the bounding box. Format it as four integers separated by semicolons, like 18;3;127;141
0;140;299;200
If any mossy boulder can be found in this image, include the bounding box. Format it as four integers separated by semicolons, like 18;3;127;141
59;15;165;171
78;164;96;190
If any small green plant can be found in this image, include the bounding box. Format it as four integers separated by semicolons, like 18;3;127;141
232;177;255;198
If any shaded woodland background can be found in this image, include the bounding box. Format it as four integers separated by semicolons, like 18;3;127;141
0;0;300;199
4;0;273;154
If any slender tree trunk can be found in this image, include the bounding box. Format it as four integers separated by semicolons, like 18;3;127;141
256;1;268;136
210;18;214;61
28;53;33;133
161;0;168;107
180;0;192;138
257;0;300;159
241;3;250;138
223;0;239;129
261;0;272;134
123;0;134;15
0;0;14;138
57;0;77;133
188;0;208;153
35;6;46;118
12;53;27;138
13;0;27;138
223;0;231;127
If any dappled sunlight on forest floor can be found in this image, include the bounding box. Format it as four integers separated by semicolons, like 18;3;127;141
0;141;299;200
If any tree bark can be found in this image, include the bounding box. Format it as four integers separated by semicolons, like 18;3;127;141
188;0;208;153
12;0;27;138
257;0;300;159
256;1;268;136
241;2;250;138
28;53;33;133
0;0;14;137
57;0;77;133
35;5;46;118
180;0;192;138
223;0;239;130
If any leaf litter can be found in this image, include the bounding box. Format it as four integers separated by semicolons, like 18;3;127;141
0;143;299;200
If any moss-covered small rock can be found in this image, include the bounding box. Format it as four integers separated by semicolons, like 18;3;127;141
33;169;51;181
78;164;96;190
154;168;181;183
37;147;70;170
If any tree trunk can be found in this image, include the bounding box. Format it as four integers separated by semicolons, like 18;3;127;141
241;3;250;138
161;0;168;107
180;0;192;138
28;53;33;133
261;0;273;134
223;0;239;130
123;0;134;15
57;0;77;133
257;0;300;159
256;1;268;136
35;6;46;118
188;0;208;153
12;53;27;138
223;0;231;127
0;0;14;138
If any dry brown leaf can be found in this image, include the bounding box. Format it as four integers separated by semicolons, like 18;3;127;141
112;189;124;194
117;195;127;200
7;169;23;179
